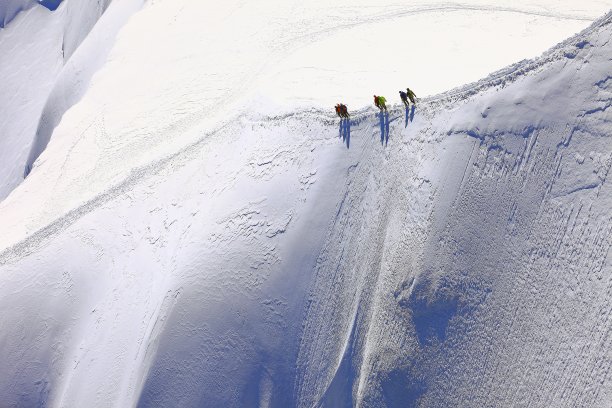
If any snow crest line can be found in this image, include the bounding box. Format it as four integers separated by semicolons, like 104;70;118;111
423;10;612;104
291;10;611;121
278;3;597;49
388;3;598;21
0;11;610;266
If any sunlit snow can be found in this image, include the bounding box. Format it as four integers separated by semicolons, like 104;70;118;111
0;0;611;407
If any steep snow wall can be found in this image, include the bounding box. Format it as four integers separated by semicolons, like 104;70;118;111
0;4;610;408
0;0;135;201
24;0;145;178
296;13;612;408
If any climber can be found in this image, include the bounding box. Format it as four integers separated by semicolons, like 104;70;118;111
378;95;388;112
406;87;417;105
399;90;409;108
373;95;380;110
340;104;349;118
335;104;342;118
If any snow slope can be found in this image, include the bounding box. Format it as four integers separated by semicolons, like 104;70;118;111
0;1;610;407
0;0;141;201
297;15;612;407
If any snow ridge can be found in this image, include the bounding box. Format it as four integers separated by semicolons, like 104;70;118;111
296;12;612;406
1;12;610;267
0;4;611;408
424;10;612;109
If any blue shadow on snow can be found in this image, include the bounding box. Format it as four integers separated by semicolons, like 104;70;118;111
339;118;351;148
381;368;427;408
379;111;389;145
398;278;459;346
38;0;63;11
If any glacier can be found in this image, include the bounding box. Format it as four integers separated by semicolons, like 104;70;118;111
0;1;611;407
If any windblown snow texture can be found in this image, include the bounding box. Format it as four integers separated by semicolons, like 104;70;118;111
0;4;610;408
297;14;612;407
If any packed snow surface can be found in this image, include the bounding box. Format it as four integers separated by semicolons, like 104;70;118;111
0;0;611;407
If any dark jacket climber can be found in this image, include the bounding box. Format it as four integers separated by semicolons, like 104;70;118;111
399;90;409;107
340;104;349;118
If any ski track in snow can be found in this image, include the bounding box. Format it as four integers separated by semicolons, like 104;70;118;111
277;2;598;48
1;12;609;267
0;0;603;204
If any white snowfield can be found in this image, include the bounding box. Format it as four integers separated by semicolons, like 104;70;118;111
0;0;611;407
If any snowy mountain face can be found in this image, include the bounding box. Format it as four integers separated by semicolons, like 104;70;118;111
0;0;139;201
0;1;611;407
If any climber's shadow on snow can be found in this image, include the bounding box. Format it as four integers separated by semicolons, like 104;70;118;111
379;111;390;145
404;105;416;128
339;118;351;148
